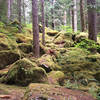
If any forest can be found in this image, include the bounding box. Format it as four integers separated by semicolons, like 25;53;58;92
0;0;100;100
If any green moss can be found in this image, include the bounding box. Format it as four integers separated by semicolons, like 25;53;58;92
0;58;47;86
0;21;5;28
18;43;32;53
75;38;100;53
48;71;65;85
38;54;61;71
0;50;20;69
15;34;32;44
0;33;17;50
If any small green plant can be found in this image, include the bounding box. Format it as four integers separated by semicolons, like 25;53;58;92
65;80;79;89
0;21;5;28
97;88;100;100
88;86;97;99
75;38;100;53
60;25;73;34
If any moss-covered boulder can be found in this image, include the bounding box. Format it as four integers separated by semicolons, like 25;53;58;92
0;58;47;86
15;34;32;44
18;43;32;53
0;33;17;50
0;43;10;51
53;32;73;47
94;71;100;82
46;28;58;36
0;50;20;69
38;54;61;72
48;71;65;85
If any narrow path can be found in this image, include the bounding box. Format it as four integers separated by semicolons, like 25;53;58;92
0;84;25;100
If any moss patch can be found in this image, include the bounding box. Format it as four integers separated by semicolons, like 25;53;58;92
18;43;32;53
0;58;47;86
48;71;65;85
0;50;20;69
38;54;61;72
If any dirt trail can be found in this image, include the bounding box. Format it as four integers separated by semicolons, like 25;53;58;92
0;84;25;100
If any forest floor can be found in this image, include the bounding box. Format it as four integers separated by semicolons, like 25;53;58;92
0;22;100;100
0;83;25;100
0;83;95;100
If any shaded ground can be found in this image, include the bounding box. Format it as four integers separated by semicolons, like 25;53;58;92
0;84;25;100
24;83;96;100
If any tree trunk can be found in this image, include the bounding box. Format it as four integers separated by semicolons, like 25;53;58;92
7;0;11;22
87;0;97;42
17;0;22;32
32;0;40;58
22;0;26;24
71;6;74;32
73;0;77;32
64;10;67;26
45;18;48;27
51;0;55;29
80;0;85;32
40;0;45;45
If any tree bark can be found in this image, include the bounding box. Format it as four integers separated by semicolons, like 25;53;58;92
87;0;97;42
64;10;67;26
32;0;40;58
73;0;77;32
22;0;26;24
51;0;55;29
80;0;85;32
17;0;22;32
40;0;45;45
7;0;11;22
71;6;74;32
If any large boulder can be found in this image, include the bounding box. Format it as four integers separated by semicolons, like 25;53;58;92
46;28;58;36
24;83;95;100
37;54;61;73
0;58;47;86
48;71;65;85
0;42;10;51
0;50;20;69
18;43;32;53
15;34;32;44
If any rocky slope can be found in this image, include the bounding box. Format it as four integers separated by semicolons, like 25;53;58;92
0;21;100;100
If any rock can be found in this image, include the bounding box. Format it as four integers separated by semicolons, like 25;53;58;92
0;67;10;77
15;34;32;44
0;58;47;86
0;43;10;51
48;71;65;86
46;30;58;36
18;43;32;53
40;43;48;55
53;32;73;47
94;71;100;82
23;83;95;100
0;50;20;69
38;54;61;72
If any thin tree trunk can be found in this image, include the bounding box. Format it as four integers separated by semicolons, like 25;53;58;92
73;0;77;32
87;0;97;42
17;0;22;32
32;0;40;58
51;0;55;29
80;0;85;32
71;6;74;32
64;10;67;26
69;7;72;27
45;14;48;27
22;0;26;24
41;0;45;45
7;0;11;22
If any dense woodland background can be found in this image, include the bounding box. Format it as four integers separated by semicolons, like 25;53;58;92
0;0;100;100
